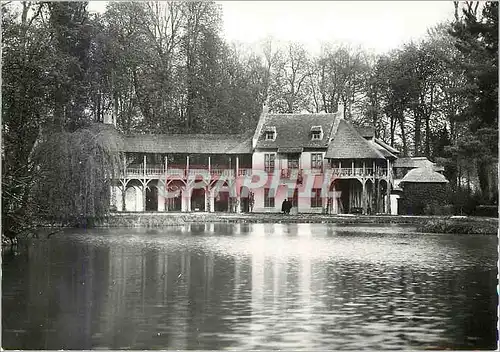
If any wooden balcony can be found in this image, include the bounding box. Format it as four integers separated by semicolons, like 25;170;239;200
122;167;241;179
121;166;389;179
326;167;388;178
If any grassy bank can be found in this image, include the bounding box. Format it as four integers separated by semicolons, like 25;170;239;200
416;219;498;235
93;212;498;235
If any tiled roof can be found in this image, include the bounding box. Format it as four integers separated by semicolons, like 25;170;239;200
394;157;432;168
325;120;386;159
400;167;449;184
355;126;375;138
90;123;125;151
370;139;398;159
278;147;303;153
122;133;253;154
374;138;400;154
255;113;336;149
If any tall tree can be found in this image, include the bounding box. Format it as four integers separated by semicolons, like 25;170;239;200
268;42;312;113
449;1;498;201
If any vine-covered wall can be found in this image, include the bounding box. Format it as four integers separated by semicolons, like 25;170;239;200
401;183;448;215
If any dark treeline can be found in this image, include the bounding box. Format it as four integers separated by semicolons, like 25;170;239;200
1;1;497;239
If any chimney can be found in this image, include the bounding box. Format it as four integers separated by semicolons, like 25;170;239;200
337;103;345;120
103;111;117;128
262;99;269;115
252;101;269;149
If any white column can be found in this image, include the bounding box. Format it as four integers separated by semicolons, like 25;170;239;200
205;186;209;212
142;154;147;212
236;156;239;178
331;182;337;214
186;155;190;177
236;156;241;213
210;189;215;213
351;160;354;176
208;156;211;176
158;187;164;211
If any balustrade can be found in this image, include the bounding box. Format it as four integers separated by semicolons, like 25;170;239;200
238;168;252;176
121;166;390;179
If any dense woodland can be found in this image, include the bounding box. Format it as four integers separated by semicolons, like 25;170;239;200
1;1;498;238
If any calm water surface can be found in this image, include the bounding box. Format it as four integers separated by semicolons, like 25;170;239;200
2;223;497;350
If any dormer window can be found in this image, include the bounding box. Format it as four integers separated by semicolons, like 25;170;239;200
311;126;323;140
264;126;276;141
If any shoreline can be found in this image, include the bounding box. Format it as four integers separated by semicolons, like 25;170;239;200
3;214;496;245
94;212;497;234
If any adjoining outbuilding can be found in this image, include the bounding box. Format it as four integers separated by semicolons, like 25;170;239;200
398;166;449;215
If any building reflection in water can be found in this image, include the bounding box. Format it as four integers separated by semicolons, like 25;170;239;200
1;224;497;350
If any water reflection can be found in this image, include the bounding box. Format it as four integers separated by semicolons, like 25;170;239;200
2;223;497;350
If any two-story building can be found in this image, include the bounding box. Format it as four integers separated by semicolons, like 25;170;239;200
105;105;437;215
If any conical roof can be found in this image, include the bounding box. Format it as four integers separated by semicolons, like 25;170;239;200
400;167;449;183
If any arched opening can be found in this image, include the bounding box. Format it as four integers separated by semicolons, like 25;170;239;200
165;181;183;211
376;179;388;214
214;190;230;212
239;186;250;213
191;188;206;212
124;186;140;211
213;181;230;212
330;179;363;214
145;181;158;211
365;179;374;215
123;179;144;211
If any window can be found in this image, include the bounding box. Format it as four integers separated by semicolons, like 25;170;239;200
265;131;275;140
287;154;300;169
264;126;276;141
264;153;275;173
311;153;323;169
311;126;323;140
311;188;322;208
264;188;275;208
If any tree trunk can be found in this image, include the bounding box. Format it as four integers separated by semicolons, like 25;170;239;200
398;113;408;156
414;109;421;156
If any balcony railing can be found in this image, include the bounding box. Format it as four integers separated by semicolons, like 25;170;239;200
123;167;238;178
326;167;388;178
238;168;252;176
210;168;235;177
122;166;389;179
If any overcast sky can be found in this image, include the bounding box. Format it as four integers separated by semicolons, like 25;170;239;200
88;1;455;54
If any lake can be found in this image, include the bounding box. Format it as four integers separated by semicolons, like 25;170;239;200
2;223;497;350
